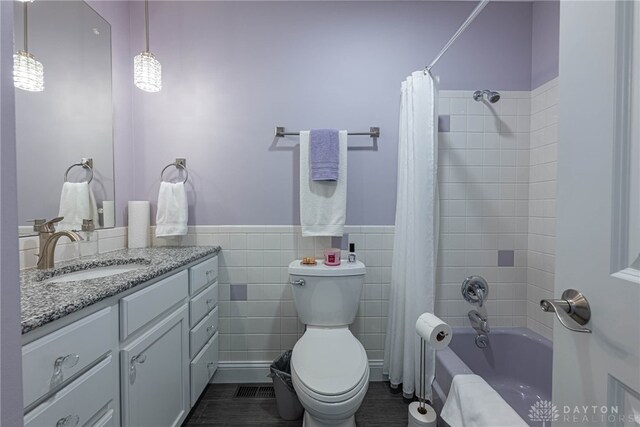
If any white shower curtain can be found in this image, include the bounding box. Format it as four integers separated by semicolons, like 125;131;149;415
383;70;439;400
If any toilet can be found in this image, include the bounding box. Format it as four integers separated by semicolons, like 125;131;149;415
288;259;369;427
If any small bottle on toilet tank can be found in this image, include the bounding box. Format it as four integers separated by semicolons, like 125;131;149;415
348;243;356;263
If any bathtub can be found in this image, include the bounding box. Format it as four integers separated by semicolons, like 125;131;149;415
433;328;552;423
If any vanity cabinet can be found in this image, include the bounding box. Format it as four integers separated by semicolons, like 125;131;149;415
22;254;219;427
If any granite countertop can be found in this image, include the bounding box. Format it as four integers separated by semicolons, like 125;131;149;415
21;246;221;334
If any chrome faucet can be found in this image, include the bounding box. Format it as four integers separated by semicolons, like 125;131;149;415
461;275;489;307
36;217;82;270
468;310;490;334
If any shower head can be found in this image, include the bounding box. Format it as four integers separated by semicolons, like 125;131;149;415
473;89;501;103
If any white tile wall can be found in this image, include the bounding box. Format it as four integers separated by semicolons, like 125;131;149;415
152;225;393;363
437;90;531;329
18;227;128;270
526;77;559;340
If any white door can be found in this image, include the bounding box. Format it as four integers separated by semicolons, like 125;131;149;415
552;1;640;426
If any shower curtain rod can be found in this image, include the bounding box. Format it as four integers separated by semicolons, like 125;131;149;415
425;0;490;73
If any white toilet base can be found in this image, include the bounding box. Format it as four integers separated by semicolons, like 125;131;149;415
302;411;356;427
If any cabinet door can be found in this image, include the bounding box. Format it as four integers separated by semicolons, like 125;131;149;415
121;304;189;427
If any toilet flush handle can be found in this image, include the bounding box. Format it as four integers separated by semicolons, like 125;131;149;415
290;279;305;286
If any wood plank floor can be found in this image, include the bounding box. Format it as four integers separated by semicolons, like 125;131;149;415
183;382;409;426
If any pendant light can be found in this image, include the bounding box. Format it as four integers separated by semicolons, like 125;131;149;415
14;1;44;92
134;0;161;92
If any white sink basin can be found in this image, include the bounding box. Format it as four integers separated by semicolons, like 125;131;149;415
48;264;148;283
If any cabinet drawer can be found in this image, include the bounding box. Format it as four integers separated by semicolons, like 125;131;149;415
189;257;218;296
190;306;219;359
22;307;114;409
24;355;115;427
120;270;188;339
190;332;219;407
189;282;218;327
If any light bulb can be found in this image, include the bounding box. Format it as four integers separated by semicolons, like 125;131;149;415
134;51;161;93
13;50;44;92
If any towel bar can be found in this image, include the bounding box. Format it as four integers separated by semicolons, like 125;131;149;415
275;127;380;138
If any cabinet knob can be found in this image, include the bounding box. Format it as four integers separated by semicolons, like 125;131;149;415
206;298;214;307
51;354;80;388
206;325;214;334
56;414;79;427
207;362;216;370
54;354;80;371
129;353;147;384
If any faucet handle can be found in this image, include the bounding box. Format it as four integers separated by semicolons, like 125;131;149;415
27;219;46;232
461;275;489;307
39;217;64;233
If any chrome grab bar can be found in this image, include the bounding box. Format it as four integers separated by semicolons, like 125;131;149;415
540;289;591;333
290;279;305;286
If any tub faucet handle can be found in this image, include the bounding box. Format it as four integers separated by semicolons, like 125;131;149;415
462;275;489;307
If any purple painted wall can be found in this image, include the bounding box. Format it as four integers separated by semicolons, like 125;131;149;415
130;1;533;225
88;0;134;227
0;1;24;423
531;0;560;89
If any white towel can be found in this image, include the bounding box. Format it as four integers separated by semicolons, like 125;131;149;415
155;182;188;237
300;130;347;237
57;182;99;231
441;375;528;427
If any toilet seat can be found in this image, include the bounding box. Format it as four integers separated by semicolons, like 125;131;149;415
291;327;369;404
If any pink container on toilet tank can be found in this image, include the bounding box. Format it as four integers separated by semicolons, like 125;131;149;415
323;248;341;266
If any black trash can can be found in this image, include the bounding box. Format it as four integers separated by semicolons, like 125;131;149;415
269;350;304;420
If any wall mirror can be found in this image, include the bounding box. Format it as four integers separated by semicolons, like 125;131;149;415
14;0;114;237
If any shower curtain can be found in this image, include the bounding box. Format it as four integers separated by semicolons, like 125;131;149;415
383;70;439;400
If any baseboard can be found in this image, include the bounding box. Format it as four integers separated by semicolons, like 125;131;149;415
211;360;385;384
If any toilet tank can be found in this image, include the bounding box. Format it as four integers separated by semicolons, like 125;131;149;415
288;260;366;327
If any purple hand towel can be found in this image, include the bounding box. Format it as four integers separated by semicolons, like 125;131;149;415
310;129;340;181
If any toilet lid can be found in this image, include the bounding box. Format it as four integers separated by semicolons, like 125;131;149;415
291;328;368;397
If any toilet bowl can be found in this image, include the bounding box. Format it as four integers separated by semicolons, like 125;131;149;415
288;260;368;427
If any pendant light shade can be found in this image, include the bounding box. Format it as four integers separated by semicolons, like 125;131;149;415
134;0;161;92
14;3;44;92
134;51;161;92
14;50;44;92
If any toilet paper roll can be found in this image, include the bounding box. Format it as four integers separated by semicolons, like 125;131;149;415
128;201;150;248
102;201;115;228
415;313;452;350
408;402;437;427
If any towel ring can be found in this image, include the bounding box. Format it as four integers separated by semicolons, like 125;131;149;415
64;160;93;184
160;161;189;184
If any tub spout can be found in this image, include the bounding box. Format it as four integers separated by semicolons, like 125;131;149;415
468;310;490;334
